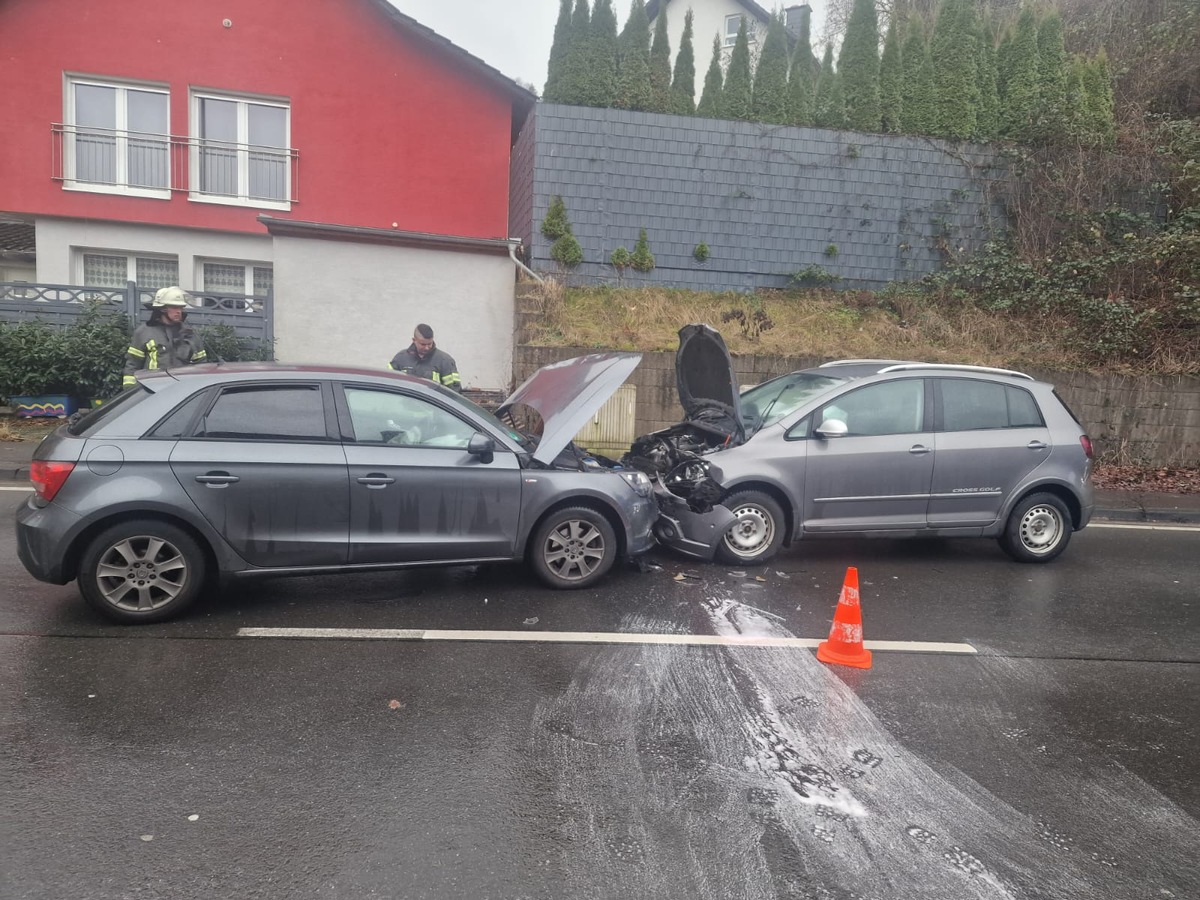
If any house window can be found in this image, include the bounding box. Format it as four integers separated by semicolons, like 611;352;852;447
64;77;170;197
81;251;179;290
200;260;274;297
191;92;291;207
724;14;752;46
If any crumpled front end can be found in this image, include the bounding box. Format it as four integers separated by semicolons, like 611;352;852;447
625;438;733;560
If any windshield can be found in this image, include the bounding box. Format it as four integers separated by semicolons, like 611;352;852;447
431;383;529;446
740;373;846;432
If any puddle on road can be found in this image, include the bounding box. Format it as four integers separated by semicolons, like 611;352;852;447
530;591;1198;899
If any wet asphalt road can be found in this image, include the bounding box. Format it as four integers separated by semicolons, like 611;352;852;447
2;489;1198;900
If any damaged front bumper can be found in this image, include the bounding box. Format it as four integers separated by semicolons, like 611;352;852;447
652;487;735;561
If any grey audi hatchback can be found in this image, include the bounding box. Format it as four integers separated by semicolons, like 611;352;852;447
626;325;1096;566
16;357;657;623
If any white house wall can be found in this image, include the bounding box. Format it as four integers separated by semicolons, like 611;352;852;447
34;219;272;287
271;235;515;392
652;0;769;97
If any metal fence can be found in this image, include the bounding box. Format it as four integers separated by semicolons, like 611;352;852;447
0;281;273;346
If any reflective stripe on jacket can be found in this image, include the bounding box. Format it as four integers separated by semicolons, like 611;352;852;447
387;344;461;391
122;322;207;386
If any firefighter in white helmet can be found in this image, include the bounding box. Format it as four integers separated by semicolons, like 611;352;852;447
122;286;207;388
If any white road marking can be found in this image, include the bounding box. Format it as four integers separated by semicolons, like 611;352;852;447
236;627;977;654
0;486;32;492
1089;522;1200;532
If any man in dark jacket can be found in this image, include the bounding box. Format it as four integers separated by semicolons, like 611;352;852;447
388;323;461;391
122;286;207;388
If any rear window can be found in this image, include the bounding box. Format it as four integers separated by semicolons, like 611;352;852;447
940;379;1044;431
196;384;328;441
67;387;151;436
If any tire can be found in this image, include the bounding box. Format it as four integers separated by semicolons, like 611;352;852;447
1000;493;1072;563
716;490;786;566
77;519;207;623
529;506;617;590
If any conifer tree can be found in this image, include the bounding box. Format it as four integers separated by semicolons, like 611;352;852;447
615;0;652;111
791;4;820;78
543;0;574;101
839;0;882;132
753;14;791;124
723;17;754;121
670;9;697;115
787;38;817;126
1000;6;1040;142
975;27;1000;141
649;5;673;113
558;0;591;105
696;34;724;118
995;26;1014;101
813;45;846;129
1081;50;1115;147
879;11;904;133
1036;11;1067;141
901;17;932;134
581;0;618;107
1063;55;1090;142
930;0;977;139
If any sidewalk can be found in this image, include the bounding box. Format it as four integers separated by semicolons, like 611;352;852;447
2;435;1198;524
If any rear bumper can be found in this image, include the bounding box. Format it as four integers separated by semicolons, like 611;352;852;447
15;498;79;584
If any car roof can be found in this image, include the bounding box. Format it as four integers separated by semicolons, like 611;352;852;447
139;362;431;388
806;360;1041;384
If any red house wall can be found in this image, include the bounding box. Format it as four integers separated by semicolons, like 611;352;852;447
0;0;518;239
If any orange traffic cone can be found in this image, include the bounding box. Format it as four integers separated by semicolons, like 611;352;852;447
816;566;873;669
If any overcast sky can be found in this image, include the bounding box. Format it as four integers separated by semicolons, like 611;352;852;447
389;1;828;92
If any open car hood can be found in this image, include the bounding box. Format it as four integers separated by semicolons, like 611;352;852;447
498;352;642;465
676;323;743;441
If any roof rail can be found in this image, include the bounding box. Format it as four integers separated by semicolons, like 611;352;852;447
819;359;913;368
877;363;1035;381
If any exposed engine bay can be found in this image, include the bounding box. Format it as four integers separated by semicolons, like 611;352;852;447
620;401;740;513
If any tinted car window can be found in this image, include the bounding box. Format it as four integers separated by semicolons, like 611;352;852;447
941;379;1043;431
817;379;924;436
345;388;477;449
197;385;327;440
148;391;208;438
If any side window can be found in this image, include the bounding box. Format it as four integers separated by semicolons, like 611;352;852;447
816;380;924;436
148;391;208;438
941;379;1045;430
344;388;477;449
197;385;327;440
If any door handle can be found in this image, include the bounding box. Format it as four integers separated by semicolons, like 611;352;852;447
357;474;395;489
908;445;932;455
1026;440;1048;450
195;472;239;486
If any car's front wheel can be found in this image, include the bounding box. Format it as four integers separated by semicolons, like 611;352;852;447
78;519;207;623
1000;493;1072;563
529;506;617;589
716;490;785;565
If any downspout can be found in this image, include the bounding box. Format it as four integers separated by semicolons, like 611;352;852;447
508;239;542;284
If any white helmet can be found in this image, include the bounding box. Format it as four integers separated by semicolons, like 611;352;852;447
152;286;193;308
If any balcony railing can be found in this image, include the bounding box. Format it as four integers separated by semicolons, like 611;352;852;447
51;124;299;204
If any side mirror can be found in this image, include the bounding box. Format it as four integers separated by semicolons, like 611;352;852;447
467;432;495;464
814;418;848;439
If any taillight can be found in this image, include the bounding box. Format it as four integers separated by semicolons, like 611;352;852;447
1080;435;1094;459
30;460;75;502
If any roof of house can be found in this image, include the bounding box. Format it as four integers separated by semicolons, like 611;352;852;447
0;223;36;254
366;0;537;126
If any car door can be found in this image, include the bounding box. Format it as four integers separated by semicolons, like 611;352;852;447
337;384;523;564
169;381;350;567
801;378;934;531
927;377;1052;526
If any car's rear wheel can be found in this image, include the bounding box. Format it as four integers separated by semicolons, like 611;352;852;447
716;490;785;565
78;520;207;623
1000;493;1072;563
530;506;617;589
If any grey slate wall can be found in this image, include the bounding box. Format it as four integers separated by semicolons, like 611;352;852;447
512;104;1007;291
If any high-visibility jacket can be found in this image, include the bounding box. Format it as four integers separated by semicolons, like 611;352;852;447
122;322;207;387
387;343;461;391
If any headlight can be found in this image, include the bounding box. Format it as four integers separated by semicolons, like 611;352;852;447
618;469;653;497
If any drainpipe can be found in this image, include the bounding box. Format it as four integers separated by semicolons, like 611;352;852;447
508;239;543;284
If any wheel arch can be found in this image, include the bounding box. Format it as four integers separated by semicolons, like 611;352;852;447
1010;482;1084;530
64;511;220;585
523;497;627;562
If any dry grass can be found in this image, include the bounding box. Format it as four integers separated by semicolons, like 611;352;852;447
522;285;1105;371
0;417;60;442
